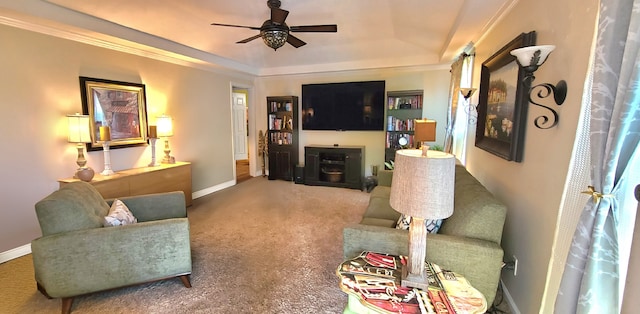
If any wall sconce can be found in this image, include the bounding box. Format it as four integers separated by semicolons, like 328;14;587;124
459;88;478;125
67;114;94;182
156;114;175;164
510;45;568;129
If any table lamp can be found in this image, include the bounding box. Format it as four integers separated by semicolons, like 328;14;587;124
67;113;94;182
389;149;455;289
414;119;436;153
156;114;175;164
99;125;114;175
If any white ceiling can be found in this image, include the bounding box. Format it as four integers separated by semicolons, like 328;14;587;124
3;0;516;76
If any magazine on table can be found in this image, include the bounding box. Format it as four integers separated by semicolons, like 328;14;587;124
337;251;487;314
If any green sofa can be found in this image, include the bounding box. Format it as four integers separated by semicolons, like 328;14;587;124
32;181;192;314
343;165;507;305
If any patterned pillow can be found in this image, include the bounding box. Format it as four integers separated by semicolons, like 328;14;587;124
103;199;137;227
395;214;443;233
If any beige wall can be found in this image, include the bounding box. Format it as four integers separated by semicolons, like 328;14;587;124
466;0;598;312
255;67;451;175
0;24;253;253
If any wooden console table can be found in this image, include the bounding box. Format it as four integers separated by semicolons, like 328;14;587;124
59;162;192;206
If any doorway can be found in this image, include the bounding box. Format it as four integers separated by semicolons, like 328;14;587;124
232;87;251;183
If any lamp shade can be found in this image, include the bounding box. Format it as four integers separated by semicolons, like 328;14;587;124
510;45;555;68
389;149;455;219
67;114;92;143
414;119;437;142
156;115;174;137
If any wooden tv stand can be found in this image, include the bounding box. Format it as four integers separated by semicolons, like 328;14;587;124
304;145;365;190
59;162;192;206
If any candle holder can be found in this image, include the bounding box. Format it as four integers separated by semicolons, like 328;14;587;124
101;141;115;175
99;125;114;175
148;137;160;167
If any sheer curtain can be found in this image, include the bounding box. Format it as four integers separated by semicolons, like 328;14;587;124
444;55;464;154
452;54;475;161
444;53;474;161
555;0;640;312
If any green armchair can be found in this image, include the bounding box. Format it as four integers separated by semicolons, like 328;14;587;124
32;181;192;314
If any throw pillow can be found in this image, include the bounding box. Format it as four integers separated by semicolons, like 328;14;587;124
395;214;443;233
103;199;137;227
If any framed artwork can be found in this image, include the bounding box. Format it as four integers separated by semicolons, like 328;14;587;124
80;77;149;151
475;31;536;162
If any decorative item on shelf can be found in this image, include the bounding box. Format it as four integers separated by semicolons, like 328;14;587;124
510;45;568;129
98;125;115;175
258;130;268;177
414;119;437;154
389;149;455;289
67;113;95;182
147;125;160;167
156;114;175;164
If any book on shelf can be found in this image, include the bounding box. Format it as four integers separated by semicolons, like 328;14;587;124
387;116;416;131
388;95;423;110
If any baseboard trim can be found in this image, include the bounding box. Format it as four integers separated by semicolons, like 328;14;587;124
0;243;31;264
192;179;236;200
500;280;521;314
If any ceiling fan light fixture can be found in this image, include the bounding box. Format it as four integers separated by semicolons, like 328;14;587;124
261;29;288;50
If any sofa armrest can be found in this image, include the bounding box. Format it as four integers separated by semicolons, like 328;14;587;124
377;170;393;187
343;223;503;305
31;218;191;298
106;191;186;222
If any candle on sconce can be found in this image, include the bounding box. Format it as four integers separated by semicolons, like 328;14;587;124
99;126;111;142
148;125;157;138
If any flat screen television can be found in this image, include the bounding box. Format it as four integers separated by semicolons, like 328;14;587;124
302;80;385;131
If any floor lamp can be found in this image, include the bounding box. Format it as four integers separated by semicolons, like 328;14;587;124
389;149;455;289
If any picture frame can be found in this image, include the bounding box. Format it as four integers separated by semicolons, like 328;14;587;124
79;77;149;151
475;31;536;162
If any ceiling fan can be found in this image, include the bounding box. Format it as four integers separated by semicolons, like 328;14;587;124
211;0;337;51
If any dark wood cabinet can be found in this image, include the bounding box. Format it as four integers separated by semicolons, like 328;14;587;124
385;90;423;168
304;145;365;190
267;96;298;181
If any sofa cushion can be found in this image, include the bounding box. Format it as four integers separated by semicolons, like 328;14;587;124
438;165;507;244
103;199;138;226
361;217;397;228
362;186;402;222
35;182;110;236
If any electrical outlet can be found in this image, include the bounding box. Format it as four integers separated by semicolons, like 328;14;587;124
513;255;518;276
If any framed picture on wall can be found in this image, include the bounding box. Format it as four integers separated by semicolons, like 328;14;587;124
79;77;149;151
475;31;536;162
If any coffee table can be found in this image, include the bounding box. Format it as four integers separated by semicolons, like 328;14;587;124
337;251;487;314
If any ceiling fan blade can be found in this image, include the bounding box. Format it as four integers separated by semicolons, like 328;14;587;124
271;7;289;24
237;34;262;44
289;25;338;33
211;23;260;30
287;34;306;48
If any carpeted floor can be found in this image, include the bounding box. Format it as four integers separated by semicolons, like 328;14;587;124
0;177;370;313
